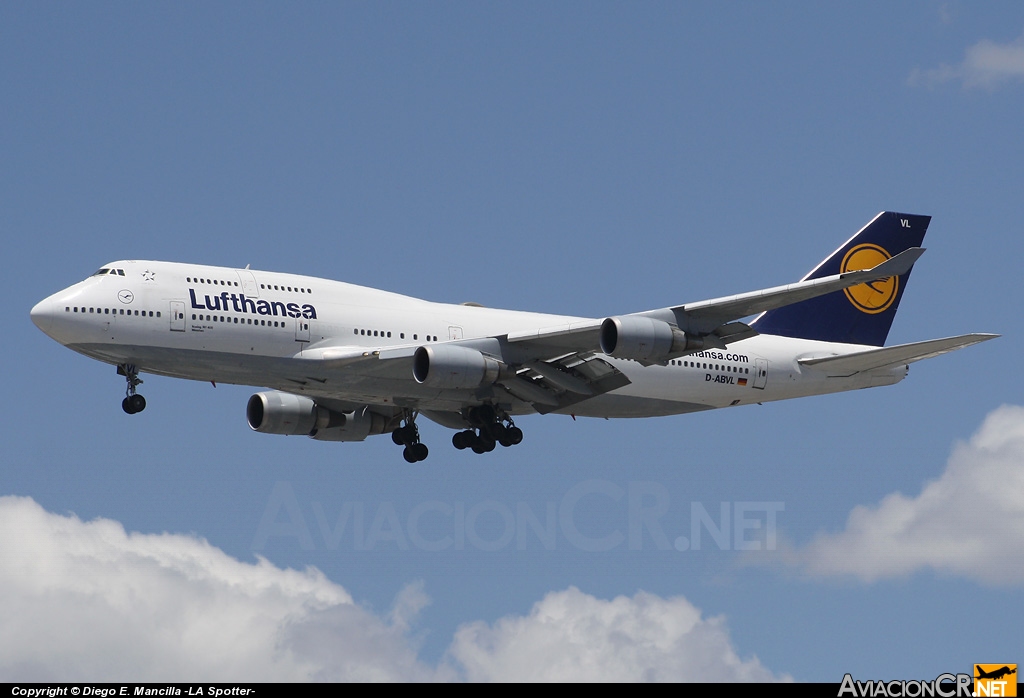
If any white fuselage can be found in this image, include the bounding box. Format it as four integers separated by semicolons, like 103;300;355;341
31;260;906;421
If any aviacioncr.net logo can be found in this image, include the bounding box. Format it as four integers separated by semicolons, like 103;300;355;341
841;243;898;314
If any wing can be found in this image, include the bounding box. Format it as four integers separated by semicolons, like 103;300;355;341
294;340;629;414
503;246;924;358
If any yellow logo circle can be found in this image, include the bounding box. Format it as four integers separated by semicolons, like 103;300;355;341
841;244;898;314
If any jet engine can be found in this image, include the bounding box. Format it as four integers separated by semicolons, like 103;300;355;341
246;391;387;442
413;344;509;390
600;316;707;363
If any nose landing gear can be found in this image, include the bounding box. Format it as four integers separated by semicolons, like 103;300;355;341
118;364;146;414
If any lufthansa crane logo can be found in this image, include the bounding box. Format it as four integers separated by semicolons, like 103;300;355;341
841;244;898;314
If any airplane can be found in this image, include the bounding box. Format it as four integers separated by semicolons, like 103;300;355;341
30;211;997;462
975;666;1016;681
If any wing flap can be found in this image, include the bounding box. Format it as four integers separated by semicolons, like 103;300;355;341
797;333;998;376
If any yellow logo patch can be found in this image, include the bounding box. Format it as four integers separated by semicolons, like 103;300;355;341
841;244;898;314
975;664;1017;697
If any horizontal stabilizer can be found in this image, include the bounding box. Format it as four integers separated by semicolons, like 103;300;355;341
798;334;999;376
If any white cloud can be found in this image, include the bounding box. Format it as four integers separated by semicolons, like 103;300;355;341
445;587;785;682
912;32;1024;88
785;404;1024;585
0;495;784;682
0;495;432;681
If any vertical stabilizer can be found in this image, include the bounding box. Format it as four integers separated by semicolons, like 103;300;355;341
750;212;929;346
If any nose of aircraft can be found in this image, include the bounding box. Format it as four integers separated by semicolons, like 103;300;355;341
31;297;54;334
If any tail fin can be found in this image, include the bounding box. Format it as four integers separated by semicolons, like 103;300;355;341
750;211;930;346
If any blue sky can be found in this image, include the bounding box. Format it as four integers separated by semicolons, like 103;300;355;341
2;1;1022;681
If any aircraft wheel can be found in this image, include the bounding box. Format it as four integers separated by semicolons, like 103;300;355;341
122;397;135;414
452;432;468;450
507;426;523;445
412;443;428;461
471;442;487;454
479;431;495;448
392;429;405;446
403;446;418;463
130;394;146;413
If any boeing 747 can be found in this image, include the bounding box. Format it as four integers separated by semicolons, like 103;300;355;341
30;212;996;461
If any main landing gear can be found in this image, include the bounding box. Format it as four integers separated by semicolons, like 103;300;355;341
118;363;147;414
452;404;524;455
391;412;429;463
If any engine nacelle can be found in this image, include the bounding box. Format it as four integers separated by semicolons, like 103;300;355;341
247;391;349;436
247;391;319;435
310;406;389;442
413;344;507;390
600;316;702;363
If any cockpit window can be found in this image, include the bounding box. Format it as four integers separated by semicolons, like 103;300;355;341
93;268;110;276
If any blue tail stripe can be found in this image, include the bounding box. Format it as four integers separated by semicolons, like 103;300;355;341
750;212;930;346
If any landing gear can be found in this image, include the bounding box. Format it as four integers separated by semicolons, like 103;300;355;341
122;394;146;414
391;412;429;462
118;364;146;414
453;405;524;455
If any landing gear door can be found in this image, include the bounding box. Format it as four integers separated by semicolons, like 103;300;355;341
170;301;186;332
753;358;768;390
